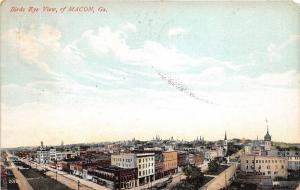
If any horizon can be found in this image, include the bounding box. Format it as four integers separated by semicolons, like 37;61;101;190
4;133;300;149
1;1;300;148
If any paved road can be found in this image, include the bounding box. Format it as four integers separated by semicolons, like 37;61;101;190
163;173;186;189
6;152;34;190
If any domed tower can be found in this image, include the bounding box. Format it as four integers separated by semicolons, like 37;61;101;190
264;120;272;151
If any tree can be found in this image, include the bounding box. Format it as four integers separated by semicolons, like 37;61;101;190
184;165;205;189
208;159;220;173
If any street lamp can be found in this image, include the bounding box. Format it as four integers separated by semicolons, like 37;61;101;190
77;180;80;190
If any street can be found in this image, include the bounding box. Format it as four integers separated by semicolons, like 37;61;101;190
6;152;34;190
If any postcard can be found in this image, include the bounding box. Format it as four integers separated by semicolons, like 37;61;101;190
1;1;299;190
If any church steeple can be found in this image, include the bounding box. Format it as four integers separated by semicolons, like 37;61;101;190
264;119;271;141
224;131;227;140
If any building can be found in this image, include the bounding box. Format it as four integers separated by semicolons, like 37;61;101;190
90;166;138;189
204;149;218;161
189;153;204;167
111;153;136;169
162;151;177;176
287;153;300;171
36;141;50;163
177;151;189;168
275;150;300;171
240;155;288;179
111;153;155;186
154;152;164;179
224;131;228;155
264;127;272;151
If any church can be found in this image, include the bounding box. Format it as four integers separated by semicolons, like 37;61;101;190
244;127;272;156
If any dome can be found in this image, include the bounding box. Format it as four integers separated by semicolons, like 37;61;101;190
264;130;271;141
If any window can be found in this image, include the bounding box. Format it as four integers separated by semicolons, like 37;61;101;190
281;165;284;169
139;159;141;163
246;160;249;163
139;171;141;176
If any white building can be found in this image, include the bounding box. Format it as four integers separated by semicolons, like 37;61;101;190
49;148;66;161
36;141;50;163
111;153;155;186
204;149;218;161
287;154;300;171
277;150;300;171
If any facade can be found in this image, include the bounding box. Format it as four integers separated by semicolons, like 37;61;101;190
287;155;300;171
204;149;218;161
276;150;300;171
136;153;155;185
111;153;155;186
177;151;189;168
162;151;177;175
111;153;136;168
154;152;164;179
36;145;50;164
240;155;288;179
189;153;204;167
90;166;138;189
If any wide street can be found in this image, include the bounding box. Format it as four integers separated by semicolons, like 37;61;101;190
6;152;34;190
21;158;110;190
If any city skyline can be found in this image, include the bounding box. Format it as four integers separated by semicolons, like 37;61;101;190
1;1;300;148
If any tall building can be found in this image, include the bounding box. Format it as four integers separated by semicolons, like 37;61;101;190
162;151;177;175
111;153;155;186
264;127;272;151
36;141;49;163
224;131;228;155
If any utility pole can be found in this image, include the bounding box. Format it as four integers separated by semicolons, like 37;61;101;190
56;171;57;181
224;170;227;189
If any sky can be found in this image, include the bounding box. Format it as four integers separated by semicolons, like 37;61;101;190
1;1;300;148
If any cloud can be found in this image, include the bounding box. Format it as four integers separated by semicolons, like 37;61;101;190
267;33;300;63
120;22;137;33
168;27;186;37
254;70;300;88
2;24;63;72
74;26;238;73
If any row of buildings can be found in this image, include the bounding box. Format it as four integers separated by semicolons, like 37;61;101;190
14;133;230;190
239;127;299;188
